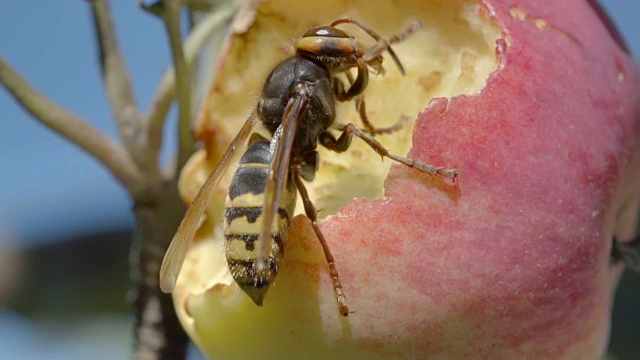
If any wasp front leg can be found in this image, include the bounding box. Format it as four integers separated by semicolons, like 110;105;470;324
321;123;458;180
354;97;409;136
334;60;369;102
291;165;350;317
334;73;405;136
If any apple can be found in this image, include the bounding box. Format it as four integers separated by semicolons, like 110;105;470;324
172;0;640;358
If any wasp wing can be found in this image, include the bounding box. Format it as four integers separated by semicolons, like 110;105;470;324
159;114;258;293
256;92;308;270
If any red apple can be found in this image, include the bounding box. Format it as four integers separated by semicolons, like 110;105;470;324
173;0;640;358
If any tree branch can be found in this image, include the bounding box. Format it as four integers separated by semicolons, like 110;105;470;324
132;180;189;359
91;0;151;170
145;3;239;168
0;56;144;196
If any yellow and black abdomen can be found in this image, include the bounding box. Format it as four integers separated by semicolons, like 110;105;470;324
224;141;297;306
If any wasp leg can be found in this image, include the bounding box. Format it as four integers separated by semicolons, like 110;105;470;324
333;72;403;135
331;18;422;75
611;236;640;272
335;60;369;101
334;70;366;108
342;70;390;135
332;74;349;101
322;123;458;180
355;97;409;136
292;165;350;317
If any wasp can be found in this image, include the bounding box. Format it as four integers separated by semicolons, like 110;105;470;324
159;18;458;316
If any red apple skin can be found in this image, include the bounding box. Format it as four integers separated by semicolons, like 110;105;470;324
302;1;640;358
179;0;640;358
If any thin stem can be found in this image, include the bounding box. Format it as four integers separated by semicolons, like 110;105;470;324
0;56;143;196
92;0;155;172
145;2;240;166
162;0;195;174
91;1;141;148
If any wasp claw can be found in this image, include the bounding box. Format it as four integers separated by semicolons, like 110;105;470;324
612;236;640;272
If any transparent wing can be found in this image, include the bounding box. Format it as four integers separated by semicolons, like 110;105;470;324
256;92;308;270
159;114;258;293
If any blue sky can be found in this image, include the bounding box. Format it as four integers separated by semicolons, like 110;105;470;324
0;1;174;246
1;1;639;247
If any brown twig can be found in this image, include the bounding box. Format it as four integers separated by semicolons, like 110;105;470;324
92;0;152;171
0;56;144;196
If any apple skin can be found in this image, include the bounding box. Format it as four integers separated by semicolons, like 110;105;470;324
319;2;640;358
176;0;640;358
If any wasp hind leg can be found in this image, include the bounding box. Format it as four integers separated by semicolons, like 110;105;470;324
321;123;458;180
292;165;350;317
612;236;640;272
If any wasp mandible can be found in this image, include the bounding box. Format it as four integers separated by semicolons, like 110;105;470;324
159;18;458;317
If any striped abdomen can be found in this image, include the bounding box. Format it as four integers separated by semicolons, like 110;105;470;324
224;141;297;306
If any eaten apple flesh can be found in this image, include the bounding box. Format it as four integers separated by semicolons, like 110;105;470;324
173;0;640;358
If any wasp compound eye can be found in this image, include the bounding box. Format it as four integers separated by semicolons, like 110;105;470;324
302;26;349;39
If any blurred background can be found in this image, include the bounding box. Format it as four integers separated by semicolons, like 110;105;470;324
0;1;638;359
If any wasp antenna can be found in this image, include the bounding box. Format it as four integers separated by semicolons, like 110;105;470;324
359;20;423;76
384;45;405;76
385;20;423;75
388;20;423;44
